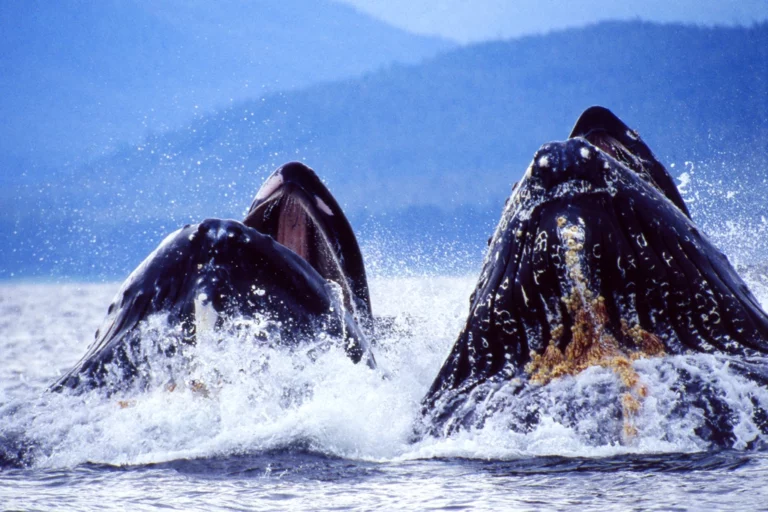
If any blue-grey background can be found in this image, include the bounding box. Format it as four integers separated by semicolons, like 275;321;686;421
3;5;768;509
2;1;767;280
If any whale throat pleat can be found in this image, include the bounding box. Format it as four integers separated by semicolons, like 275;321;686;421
276;195;311;262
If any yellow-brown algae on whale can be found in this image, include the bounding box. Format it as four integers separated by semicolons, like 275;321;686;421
524;292;661;442
525;216;665;440
421;108;768;446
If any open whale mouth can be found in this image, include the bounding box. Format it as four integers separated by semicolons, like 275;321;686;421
423;108;768;439
568;106;690;217
243;162;370;321
248;181;346;291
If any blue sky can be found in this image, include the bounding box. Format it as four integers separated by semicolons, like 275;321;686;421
337;0;768;42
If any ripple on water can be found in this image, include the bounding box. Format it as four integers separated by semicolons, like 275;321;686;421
2;277;768;510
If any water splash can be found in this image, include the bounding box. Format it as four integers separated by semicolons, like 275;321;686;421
3;157;768;468
2;272;768;470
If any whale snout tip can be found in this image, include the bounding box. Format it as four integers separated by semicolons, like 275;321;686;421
527;139;605;190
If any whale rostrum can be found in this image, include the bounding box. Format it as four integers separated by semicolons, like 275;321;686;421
421;107;768;441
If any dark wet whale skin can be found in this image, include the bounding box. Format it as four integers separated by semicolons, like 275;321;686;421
568;106;691;219
51;163;376;394
422;110;768;439
51;219;374;393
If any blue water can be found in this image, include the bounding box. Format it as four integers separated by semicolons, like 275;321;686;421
3;449;767;510
2;263;768;509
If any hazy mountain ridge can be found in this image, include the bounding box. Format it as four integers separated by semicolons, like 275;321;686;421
4;21;768;279
0;0;451;168
55;22;768;213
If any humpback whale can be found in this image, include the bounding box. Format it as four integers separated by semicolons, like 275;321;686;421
52;162;375;393
244;162;372;331
421;107;768;444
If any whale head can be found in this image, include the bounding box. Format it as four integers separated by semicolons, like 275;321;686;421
422;108;768;436
244;162;371;326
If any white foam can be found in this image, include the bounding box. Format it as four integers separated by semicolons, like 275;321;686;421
3;260;768;468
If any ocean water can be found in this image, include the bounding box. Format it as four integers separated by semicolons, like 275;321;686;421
2;270;768;511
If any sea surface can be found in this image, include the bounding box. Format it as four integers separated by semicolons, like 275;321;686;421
2;268;768;511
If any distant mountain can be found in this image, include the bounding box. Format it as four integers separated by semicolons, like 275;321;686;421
337;0;768;43
0;0;451;168
4;21;768;279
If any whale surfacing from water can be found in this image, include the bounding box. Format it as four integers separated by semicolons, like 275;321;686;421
421;107;768;445
52;162;375;394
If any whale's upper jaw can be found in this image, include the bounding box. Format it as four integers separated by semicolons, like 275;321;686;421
243;162;371;322
523;137;618;195
508;136;679;217
493;136;679;256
